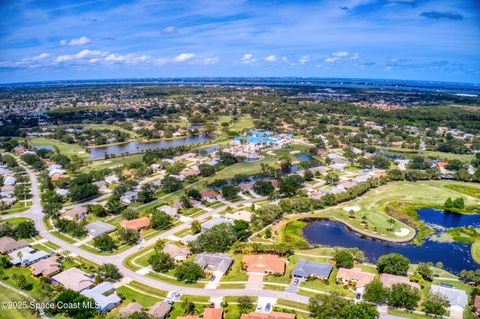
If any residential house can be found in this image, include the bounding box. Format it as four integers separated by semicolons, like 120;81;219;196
177;307;223;319
163;243;191;262
81;282;121;312
85;221;116;238
240;312;295;319
51;267;94;292
201;217;233;231
380;273;420;290
55;188;69;198
4;176;16;186
239;182;255;193
336;268;375;293
9;247;50;267
61;206;87;221
119;302;143;318
120;216;151;231
158;205;178;217
147;301;172;318
120;191;138;204
195;253;233;274
291;260;333;280
431;284;468;312
352;175;370;184
180;166;201;178
105;175;119;184
51;174;69;182
203;308;224;319
200;190;220;202
225;210;252;222
0;236;28;254
242;254;285;275
31;256;61;277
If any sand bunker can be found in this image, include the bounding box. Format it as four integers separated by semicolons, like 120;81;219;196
290;150;300;154
343;206;361;212
394;228;410;237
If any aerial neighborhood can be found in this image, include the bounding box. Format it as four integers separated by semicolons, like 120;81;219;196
0;80;479;319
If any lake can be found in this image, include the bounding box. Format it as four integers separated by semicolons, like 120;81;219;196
87;135;215;159
303;208;480;273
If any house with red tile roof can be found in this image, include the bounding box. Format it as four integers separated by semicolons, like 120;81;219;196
120;216;151;231
242;254;285;275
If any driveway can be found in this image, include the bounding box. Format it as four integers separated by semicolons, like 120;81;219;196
285;277;301;293
246;273;264;290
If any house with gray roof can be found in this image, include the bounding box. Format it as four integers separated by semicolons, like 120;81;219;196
8;247;50;267
85;221;116;238
431;284;468;310
195;253;233;274
292;260;333;280
81;282;121;312
201;217;233;231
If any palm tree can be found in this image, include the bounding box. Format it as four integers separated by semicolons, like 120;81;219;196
279;156;292;170
17;251;23;265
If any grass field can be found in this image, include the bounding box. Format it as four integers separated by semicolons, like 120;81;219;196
218;115;255;132
80;153;144;171
283;180;480;241
444;184;480;199
379;146;476;163
0;287;40;319
472;241;480;264
27;137;89;159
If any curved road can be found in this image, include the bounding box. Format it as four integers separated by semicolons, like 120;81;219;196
2;163;309;304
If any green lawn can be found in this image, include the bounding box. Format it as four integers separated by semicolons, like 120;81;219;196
115;285;161;307
472;241;480;264
0;286;40;319
1;217;31;226
220;254;249;282
280;220;309;249
443;184;480;199
379;146;476;163
80;153;144;171
387;309;433;319
0;267;43;300
27;137;89;159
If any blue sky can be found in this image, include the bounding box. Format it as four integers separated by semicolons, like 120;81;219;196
0;0;479;83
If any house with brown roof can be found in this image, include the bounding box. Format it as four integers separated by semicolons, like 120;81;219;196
120;216;151;231
51;174;69;182
31;255;61;277
163;243;191;262
336;267;375;293
0;236;28;254
200;190;220;202
119;302;143;318
118;302;143;318
243;254;285;275
51;267;93;292
60;206;87;221
147;301;172;318
474;295;480;316
240;311;295;319
380;273;420;290
177;308;223;319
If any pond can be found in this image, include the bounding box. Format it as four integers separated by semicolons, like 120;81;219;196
87;135;215;159
302;208;480;273
417;208;480;228
32;145;55;151
295;154;314;162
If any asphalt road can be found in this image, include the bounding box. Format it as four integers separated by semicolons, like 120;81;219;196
2;163;310;304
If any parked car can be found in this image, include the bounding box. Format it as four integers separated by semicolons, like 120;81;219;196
210;275;216;281
265;303;271;312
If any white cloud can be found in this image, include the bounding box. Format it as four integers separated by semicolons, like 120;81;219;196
264;55;277;62
333;51;349;57
281;56;289;63
201;57;219;65
298;56;310;64
161;26;178;34
59;36;92;46
324;51;360;63
2;50;217;69
173;53;196;62
241;53;256;64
